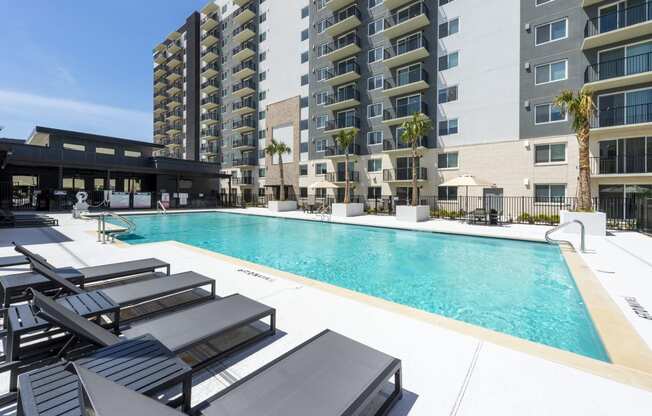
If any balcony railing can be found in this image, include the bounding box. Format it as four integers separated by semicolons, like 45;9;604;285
585;52;652;83
590;155;651;175
385;68;429;90
233;79;256;93
323;34;361;55
202;61;220;73
383;167;427;181
201;79;220;90
592;103;652;128
325;171;359;182
232;176;254;185
201;30;219;42
233;60;257;74
233;135;257;148
166;109;184;119
385;1;429;28
201;96;220;107
585;1;651;38
233;117;256;130
322;5;361;32
327;62;360;79
325;115;361;131
385;36;428;59
202;46;220;57
234;2;257;19
232;156;258;166
201;112;220;122
325;88;360;105
324;143;361;157
384;101;429;121
233;21;256;37
201;143;219;154
233;98;256;111
201;127;220;137
232;40;256;56
382;136;426;151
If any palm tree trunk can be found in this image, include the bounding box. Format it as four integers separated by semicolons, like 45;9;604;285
279;154;285;202
577;125;592;211
411;143;418;207
344;153;350;204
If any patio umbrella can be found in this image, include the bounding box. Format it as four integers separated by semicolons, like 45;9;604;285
439;174;494;211
309;180;339;189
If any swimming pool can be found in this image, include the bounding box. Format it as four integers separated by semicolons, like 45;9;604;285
116;212;608;361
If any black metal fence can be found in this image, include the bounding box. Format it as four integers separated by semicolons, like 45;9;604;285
636;198;652;235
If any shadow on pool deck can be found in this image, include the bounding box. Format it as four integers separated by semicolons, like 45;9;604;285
0;226;72;248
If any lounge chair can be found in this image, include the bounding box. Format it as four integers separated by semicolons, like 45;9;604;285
470;208;487;224
0;209;58;228
0;255;29;268
19;329;402;416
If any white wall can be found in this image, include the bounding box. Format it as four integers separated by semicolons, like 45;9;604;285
437;0;521;147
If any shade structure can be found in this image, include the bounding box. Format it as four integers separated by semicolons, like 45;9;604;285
309;180;339;189
439;174;493;188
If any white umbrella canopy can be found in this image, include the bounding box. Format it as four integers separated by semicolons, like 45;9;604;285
439;174;493;188
309;180;339;189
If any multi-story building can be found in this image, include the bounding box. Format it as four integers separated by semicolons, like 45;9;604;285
155;0;652;213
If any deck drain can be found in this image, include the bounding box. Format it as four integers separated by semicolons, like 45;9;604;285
624;297;652;321
237;268;275;282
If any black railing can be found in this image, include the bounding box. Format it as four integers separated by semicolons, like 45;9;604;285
385;68;429;90
585;1;652;38
233;135;257;148
234;2;257;19
233;60;257;74
232;156;258;166
232;177;254;185
322;5;361;31
323;34;361;55
201;143;219;154
385;35;428;59
327;62;360;79
201;15;217;26
324;143;361;157
233;21;256;37
585;52;652;83
233;79;256;93
201;30;219;41
233;117;256;130
202;46;220;57
639;198;652;234
325;115;360;131
201;96;220;106
382;136;426;151
386;1;429;27
590;155;651;175
383;167;427;181
384;101;428;121
166;109;183;119
325;88;360;105
201;127;220;137
167;69;183;78
325;171;359;182
201;112;219;123
202;61;220;72
592;103;652;128
233;40;256;56
201;79;220;90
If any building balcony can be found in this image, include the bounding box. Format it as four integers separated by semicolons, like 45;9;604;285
201;2;218;15
233;117;256;133
232;79;256;98
166;109;184;122
166;96;183;110
323;6;361;38
201;79;220;94
202;46;219;63
590;155;652;176
324;115;361;135
154;117;166;127
201;30;219;47
383;167;427;182
326;62;361;86
165;136;184;149
232;176;255;186
201;61;220;78
166;54;183;69
167;41;182;55
201;15;218;31
166;124;183;135
154;91;167;104
383;68;430;97
324;89;361;111
166;81;183;96
200;142;219;155
584;52;652;92
154;104;167;115
154;52;166;65
590;103;652;139
324;0;355;11
154;66;167;79
201;95;220;110
384;2;430;40
384;36;429;68
382;102;429;126
201;128;220;140
233;60;257;80
232;155;258;168
201;112;220;126
233;0;250;6
234;3;257;25
382;136;426;153
166;69;183;83
233;21;256;43
232;97;256;116
232;135;257;150
325;171;359;183
384;0;414;10
232;41;256;63
322;34;361;62
583;1;652;50
154;129;167;139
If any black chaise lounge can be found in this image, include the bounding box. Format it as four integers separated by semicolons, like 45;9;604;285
0;255;29;268
19;329;402;416
0;210;58;228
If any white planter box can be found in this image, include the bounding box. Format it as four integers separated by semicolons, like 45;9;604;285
559;210;606;237
267;200;298;212
332;203;364;217
396;205;430;222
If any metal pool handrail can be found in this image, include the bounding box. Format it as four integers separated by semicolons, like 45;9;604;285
96;212;136;243
545;220;586;253
157;201;167;215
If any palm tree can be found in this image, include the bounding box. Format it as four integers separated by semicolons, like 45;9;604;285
400;113;432;206
334;129;357;204
554;89;595;211
264;139;291;201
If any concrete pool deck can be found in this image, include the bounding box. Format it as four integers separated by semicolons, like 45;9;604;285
1;210;652;414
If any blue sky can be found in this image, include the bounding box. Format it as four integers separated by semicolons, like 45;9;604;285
0;0;206;141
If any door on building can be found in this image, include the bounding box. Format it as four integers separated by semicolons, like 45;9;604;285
483;188;503;214
11;175;39;210
243;188;253;203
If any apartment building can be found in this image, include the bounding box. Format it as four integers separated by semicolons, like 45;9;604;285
154;0;652;212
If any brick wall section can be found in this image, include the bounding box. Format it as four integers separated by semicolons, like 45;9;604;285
264;95;301;196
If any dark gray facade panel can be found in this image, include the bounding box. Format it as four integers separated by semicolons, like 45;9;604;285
186;12;201;161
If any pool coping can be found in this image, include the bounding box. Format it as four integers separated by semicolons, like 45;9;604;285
111;210;652;390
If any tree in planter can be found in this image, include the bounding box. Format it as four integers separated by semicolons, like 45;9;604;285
400;113;433;206
264;139;291;201
333;129;357;204
554;89;596;211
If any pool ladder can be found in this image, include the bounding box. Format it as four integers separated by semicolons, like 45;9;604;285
157;201;167;215
545;220;586;253
96;211;136;244
316;206;331;222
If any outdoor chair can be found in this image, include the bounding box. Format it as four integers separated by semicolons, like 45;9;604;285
470;208;488;224
0;255;29;268
19;330;402;416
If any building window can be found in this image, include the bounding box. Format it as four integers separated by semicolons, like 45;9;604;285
301;6;309;18
63;143;85;151
535;103;566;124
367;186;382;199
369;0;383;8
317;67;329;81
301;74;309;85
535;60;567;85
315;139;327;152
299;164;308;175
440;0;455;4
259;32;267;42
535;184;566;202
259;91;267;100
259;13;267;23
259;52;267;62
259;129;266;139
259;110;266;119
438;86;458;103
368;75;384;90
438;18;459;39
536;0;554;5
535;143;566;164
301;51;309;63
367;159;382;172
315;162;327;175
95;147;115;155
315;91;328;105
315;188;326;198
301;29;309;41
368;19;384;36
367;103;383;119
535;18;567;46
316;114;328;129
300;187;308;198
124;150;142;158
438;119;459;136
437;152;459;169
259;71;267;81
438;186;458;200
368;47;383;63
259;168;266;177
438;52;459;71
367;131;383;145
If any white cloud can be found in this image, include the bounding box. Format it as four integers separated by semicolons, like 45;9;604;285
0;89;152;141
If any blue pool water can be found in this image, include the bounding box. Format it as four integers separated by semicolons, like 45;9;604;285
117;212;609;361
